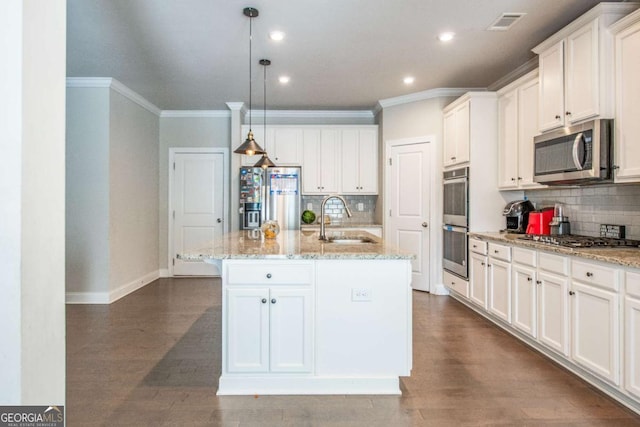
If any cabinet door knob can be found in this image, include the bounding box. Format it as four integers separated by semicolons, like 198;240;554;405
555;115;561;120
517;177;522;180
422;222;428;228
261;298;267;304
271;298;277;304
586;272;593;277
527;277;532;282
481;262;485;266
565;111;572;116
569;291;575;296
511;177;516;181
536;280;542;285
494;250;499;254
266;273;272;279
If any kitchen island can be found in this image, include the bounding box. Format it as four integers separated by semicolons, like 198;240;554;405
182;230;413;395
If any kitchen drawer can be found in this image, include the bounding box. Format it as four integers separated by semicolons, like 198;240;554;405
539;251;569;276
572;260;619;292
469;238;487;255
227;261;313;285
444;270;469;298
488;242;511;262
627;270;640;298
513;247;537;267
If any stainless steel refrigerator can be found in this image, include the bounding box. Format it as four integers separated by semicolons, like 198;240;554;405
239;166;301;230
264;167;301;230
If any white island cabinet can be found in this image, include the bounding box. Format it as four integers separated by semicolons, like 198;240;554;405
183;229;413;395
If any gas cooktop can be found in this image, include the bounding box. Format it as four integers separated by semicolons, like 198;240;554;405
518;234;640;248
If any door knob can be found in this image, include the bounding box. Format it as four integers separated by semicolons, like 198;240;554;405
217;218;223;223
421;222;428;228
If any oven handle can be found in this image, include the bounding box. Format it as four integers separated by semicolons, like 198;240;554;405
443;176;467;185
442;224;468;233
572;132;585;170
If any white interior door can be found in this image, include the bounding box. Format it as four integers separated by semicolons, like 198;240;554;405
386;142;431;291
172;152;224;275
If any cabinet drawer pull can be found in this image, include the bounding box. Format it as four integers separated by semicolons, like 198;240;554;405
266;273;272;279
569;291;575;296
261;298;267;304
586;272;593;277
271;298;277;304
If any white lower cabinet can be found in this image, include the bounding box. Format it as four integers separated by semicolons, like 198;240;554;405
571;281;619;385
227;286;313;373
487;243;512;323
488;258;511;323
570;259;621;385
626;272;640;398
469;252;488;308
537;270;570;357
512;263;537;338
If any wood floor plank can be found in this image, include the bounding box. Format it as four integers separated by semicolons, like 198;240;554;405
66;278;640;426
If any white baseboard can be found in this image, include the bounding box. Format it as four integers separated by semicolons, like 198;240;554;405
159;268;171;278
65;291;110;304
431;283;450;295
66;270;160;304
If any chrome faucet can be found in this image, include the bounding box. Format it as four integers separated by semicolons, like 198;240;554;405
319;195;352;241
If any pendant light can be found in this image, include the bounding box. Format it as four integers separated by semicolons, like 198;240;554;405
254;59;276;169
234;7;266;156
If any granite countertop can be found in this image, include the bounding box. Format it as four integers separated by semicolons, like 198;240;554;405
181;229;413;261
469;231;640;269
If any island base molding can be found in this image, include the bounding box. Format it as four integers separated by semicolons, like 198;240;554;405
217;376;401;395
449;293;640;416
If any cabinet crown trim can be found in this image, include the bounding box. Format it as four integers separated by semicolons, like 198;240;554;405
444;91;497;112
610;7;640;33
532;2;640;54
496;69;539;95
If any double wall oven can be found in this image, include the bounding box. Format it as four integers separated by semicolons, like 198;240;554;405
443;167;469;279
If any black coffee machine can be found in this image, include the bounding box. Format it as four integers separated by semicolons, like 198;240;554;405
503;200;535;233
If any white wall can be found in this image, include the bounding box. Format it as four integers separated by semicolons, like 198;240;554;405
0;0;66;405
66;88;110;295
158;116;230;271
380;96;457;293
110;91;160;292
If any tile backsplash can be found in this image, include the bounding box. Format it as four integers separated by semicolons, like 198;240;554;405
524;185;640;239
301;195;377;225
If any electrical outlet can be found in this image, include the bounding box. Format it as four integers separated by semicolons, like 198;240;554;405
307;203;313;211
351;288;371;302
357;202;364;211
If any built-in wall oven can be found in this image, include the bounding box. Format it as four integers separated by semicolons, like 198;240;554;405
443;167;469;279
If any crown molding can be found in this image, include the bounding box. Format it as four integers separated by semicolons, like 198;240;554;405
488;57;539;91
160;110;231;118
66;77;161;116
246;109;374;119
375;87;485;112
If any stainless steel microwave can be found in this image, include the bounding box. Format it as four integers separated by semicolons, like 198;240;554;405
533;119;613;185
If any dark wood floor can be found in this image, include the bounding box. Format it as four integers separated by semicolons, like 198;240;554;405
67;278;640;426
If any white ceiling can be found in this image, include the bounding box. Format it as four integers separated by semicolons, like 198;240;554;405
67;0;613;111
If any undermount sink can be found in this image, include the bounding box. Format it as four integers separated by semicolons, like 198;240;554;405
324;237;376;244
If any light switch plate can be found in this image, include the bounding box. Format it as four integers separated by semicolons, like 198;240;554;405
307;203;313;211
357;203;364;211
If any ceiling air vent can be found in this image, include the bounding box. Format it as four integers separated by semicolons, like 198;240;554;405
487;13;526;31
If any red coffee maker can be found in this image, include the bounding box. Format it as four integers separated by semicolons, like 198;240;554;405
526;207;554;235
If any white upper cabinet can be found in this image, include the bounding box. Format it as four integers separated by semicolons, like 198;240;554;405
302;128;340;194
340;127;378;194
533;3;639;132
443;100;470;167
497;70;544;190
270;127;303;165
611;9;640;183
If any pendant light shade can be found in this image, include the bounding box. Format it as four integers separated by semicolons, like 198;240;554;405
254;58;276;169
235;7;265;156
254;153;276;169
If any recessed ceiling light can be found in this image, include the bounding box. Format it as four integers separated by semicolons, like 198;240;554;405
438;32;455;42
269;31;285;41
403;76;415;85
279;76;290;84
